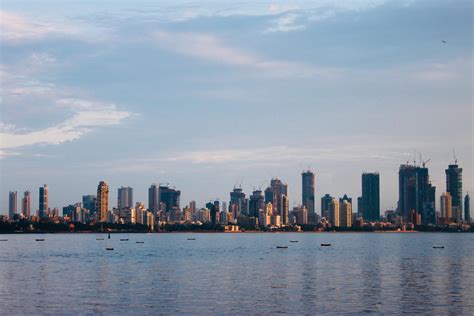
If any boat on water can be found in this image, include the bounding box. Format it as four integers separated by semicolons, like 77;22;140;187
136;241;144;244
120;239;129;241
321;243;331;247
35;239;45;242
433;245;445;249
276;246;288;249
290;240;299;243
187;238;196;241
96;238;104;240
106;248;114;251
0;239;8;242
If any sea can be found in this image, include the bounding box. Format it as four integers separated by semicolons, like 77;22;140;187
0;232;473;315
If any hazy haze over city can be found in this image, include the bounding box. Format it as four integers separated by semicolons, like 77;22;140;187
0;0;472;214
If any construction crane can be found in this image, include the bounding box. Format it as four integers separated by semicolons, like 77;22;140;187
452;148;458;165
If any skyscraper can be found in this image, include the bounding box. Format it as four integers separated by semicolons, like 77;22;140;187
21;191;31;218
362;172;380;221
302;170;315;214
148;184;160;213
230;187;247;219
440;192;453;222
446;164;463;222
96;181;109;222
465;193;470;223
82;195;96;215
118;186;133;209
340;200;352;228
159;185;180;212
321;194;333;219
249;190;265;218
39;185;48;218
265;178;288;223
8;191;17;220
398;164;436;224
329;198;340;227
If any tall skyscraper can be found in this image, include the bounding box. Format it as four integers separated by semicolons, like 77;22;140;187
265;179;288;223
96;181;109;222
39;185;48;218
8;191;17;220
464;193;470;223
398;164;436;224
159;185;180;212
321;194;333;219
118;186;133;209
302;170;315;214
82;195;96;215
446;164;463;222
249;190;265;218
340;200;352;228
440;192;453;222
148;184;160;213
329;198;340;227
21;191;31;218
230;187;247;219
362;172;380;221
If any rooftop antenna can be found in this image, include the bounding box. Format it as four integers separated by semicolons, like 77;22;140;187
452;148;458;165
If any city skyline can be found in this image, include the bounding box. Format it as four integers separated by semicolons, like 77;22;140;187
1;0;472;214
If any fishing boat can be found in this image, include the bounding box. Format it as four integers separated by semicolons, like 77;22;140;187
120;238;129;241
433;245;445;249
187;238;196;241
0;239;8;242
35;239;45;242
276;246;288;249
290;240;299;243
106;247;114;251
96;238;104;240
321;243;331;247
136;241;145;244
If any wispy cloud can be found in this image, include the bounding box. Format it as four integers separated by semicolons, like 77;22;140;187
153;30;339;78
0;98;131;151
264;13;306;33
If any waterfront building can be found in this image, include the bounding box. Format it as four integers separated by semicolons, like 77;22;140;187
249;190;265;218
136;202;146;225
357;196;363;218
230;187;247;218
118;186;133;209
196;208;210;223
82;195;96;216
146;211;154;231
159;185;180;212
265;179;288;222
21;191;31;218
321;194;333;219
464;193;470;223
39;185;48;219
189;201;197;218
96;181;109;222
183;206;192;222
398;164;436;224
296;205;308;225
340;200;352;228
148;184;160;213
362;172;380;221
446;164;463;222
440;192;453;223
8;191;17;220
302;170;315;214
329;198;340;227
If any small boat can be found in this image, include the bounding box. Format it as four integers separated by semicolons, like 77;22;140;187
96;238;104;240
276;246;288;249
290;240;299;243
35;239;45;242
0;239;8;242
106;247;114;251
108;233;111;239
187;238;196;241
433;245;445;249
120;238;129;241
321;243;331;247
136;241;144;244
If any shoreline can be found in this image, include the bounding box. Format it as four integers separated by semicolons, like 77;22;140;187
0;230;471;234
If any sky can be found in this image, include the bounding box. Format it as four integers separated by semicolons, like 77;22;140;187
0;0;472;215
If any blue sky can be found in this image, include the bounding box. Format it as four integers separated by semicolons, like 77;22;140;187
1;0;472;214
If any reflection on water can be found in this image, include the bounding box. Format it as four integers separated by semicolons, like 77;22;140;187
0;233;473;314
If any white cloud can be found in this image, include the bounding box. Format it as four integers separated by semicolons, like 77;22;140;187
0;98;131;150
154;30;338;78
264;13;306;33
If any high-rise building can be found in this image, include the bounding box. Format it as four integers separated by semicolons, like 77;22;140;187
464;193;470;223
118;186;133;209
159;185;180;212
302;170;315;214
21;191;31;218
39;185;48;218
362;172;380;221
230;187;247;218
398;164;436;224
321;194;333;219
96;181;109;222
340;200;352;228
82;195;96;215
148;184;160;213
265;179;288;222
207;201;220;225
8;191;17;220
249;190;265;218
329;198;340;227
357;196;363;216
446;164;463;222
440;192;453;222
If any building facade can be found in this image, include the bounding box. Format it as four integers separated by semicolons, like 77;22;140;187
96;181;109;222
118;186;133;209
302;170;315;215
8;191;17;220
362;172;380;221
39;185;48;218
446;164;463;221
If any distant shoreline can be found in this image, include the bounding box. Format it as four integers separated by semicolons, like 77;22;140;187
0;230;471;234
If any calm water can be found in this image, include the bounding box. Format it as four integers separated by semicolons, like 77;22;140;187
0;233;473;315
